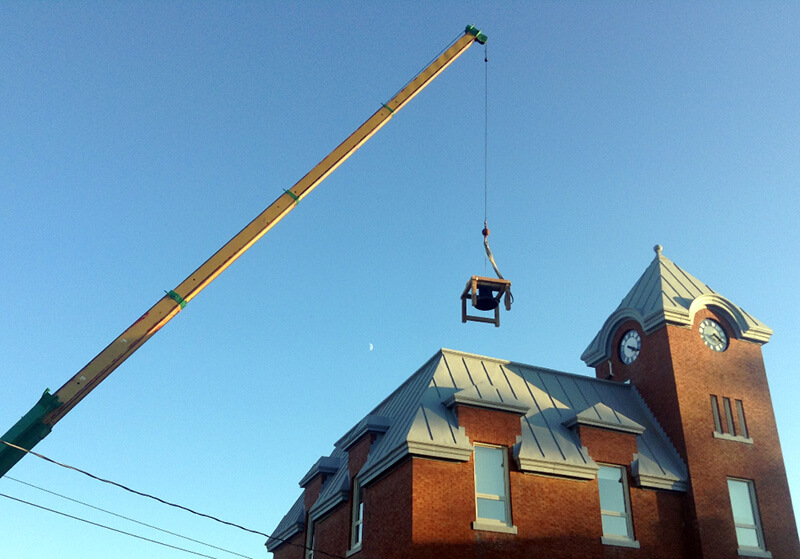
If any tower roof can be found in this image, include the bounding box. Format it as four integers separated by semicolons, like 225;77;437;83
581;246;772;367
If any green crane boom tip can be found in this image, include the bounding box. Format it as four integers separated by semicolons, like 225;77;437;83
465;25;488;45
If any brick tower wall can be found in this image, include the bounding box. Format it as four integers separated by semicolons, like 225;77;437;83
595;308;799;558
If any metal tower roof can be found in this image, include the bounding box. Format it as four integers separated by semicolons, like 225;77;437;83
581;246;772;367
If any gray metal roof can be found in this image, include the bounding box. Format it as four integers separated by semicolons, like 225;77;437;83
266;494;304;552
267;348;688;550
581;246;772;366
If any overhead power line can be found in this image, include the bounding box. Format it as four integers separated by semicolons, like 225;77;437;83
5;476;254;559
0;440;269;537
0;492;222;559
0;440;347;559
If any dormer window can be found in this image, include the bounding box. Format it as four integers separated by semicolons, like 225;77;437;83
304;518;315;559
598;465;639;548
349;479;364;552
472;444;516;534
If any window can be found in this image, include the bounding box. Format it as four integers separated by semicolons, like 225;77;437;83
472;445;515;533
711;395;723;432
597;465;638;547
349;479;364;552
305;519;315;559
735;400;749;439
723;398;736;434
728;478;770;557
711;395;752;443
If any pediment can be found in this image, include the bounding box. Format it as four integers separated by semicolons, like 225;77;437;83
562;402;645;435
443;380;530;415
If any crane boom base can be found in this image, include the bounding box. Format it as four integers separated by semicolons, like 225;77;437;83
0;390;61;477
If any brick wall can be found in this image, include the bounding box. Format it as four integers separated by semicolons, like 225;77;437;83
667;309;799;558
406;405;688;559
595;319;686;457
596;310;800;558
362;457;414;559
274;414;690;559
313;504;350;558
454;405;522;448
303;475;324;513
347;434;373;475
271;531;305;559
575;425;638;465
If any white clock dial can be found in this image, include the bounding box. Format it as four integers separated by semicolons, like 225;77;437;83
619;330;641;364
699;318;728;352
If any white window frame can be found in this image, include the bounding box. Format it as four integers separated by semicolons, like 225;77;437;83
597;464;639;548
471;444;516;534
304;518;315;559
727;478;771;558
348;479;364;554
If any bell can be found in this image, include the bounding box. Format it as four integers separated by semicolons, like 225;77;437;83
474;285;499;311
462;276;512;327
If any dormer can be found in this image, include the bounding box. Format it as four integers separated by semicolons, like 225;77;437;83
443;380;530;447
299;455;343;511
336;414;391;475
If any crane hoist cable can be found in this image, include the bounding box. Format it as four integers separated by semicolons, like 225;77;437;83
480;43;513;303
460;41;513;327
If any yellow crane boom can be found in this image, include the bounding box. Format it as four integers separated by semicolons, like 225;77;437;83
0;25;487;477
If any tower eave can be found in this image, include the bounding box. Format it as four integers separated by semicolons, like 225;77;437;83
580;307;645;367
582;248;772;368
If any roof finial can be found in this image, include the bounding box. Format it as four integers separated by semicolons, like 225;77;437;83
654;244;663;256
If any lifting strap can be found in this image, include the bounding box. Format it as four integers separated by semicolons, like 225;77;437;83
483;234;504;279
482;221;513;303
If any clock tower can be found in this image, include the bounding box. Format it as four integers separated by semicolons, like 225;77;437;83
582;246;798;558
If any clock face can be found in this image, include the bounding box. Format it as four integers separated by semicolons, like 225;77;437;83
699;318;728;352
619;330;641;364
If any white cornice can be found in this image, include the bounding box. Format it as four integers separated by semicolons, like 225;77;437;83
631;455;687;492
406;440;474;461
562;405;646;435
515;455;599;480
443;390;530;415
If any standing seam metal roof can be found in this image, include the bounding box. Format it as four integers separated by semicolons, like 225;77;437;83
267;348;688;551
581;247;772;366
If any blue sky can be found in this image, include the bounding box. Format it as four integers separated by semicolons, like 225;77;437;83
1;2;798;557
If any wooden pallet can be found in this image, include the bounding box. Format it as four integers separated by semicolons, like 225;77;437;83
461;275;512;327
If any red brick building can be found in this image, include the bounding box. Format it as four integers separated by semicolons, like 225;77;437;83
266;247;798;559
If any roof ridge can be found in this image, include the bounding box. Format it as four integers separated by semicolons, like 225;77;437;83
440;347;511;365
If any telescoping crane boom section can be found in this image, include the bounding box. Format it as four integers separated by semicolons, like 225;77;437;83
0;25;487;478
